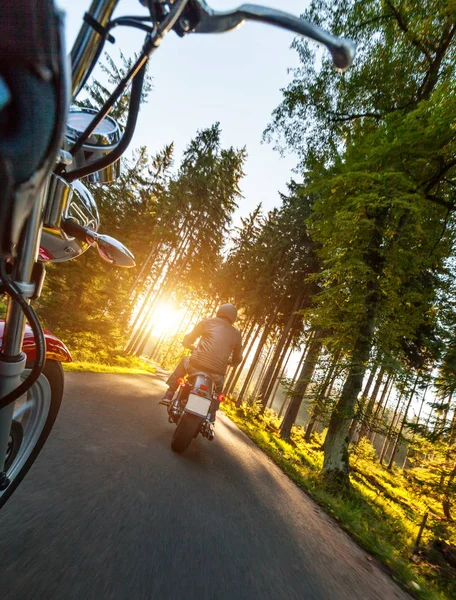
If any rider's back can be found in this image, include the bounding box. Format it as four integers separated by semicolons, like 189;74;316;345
185;317;242;376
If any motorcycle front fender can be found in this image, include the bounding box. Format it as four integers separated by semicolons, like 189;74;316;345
0;319;72;363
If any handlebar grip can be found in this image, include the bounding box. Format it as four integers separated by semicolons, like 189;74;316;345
328;39;356;72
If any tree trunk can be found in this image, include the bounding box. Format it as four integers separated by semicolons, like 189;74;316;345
279;328;325;440
347;362;379;443
252;341;276;400
236;301;283;405
236;326;270;405
323;341;371;481
267;344;293;409
402;384;428;470
322;207;387;484
442;462;456;520
126;230;190;353
357;366;386;440
370;374;394;444
262;323;297;410
258;294;303;408
379;390;404;464
304;351;341;443
226;322;259;395
277;339;310;419
387;373;420;470
224;319;256;392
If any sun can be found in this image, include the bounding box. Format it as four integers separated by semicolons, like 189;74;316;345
149;301;184;338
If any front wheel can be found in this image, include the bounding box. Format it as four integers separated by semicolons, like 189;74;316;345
171;413;202;453
0;359;64;508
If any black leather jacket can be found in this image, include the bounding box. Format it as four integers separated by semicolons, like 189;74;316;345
183;317;243;376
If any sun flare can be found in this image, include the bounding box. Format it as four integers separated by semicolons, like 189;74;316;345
149;301;184;338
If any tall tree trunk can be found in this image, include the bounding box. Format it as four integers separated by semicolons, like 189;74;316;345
347;362;379;443
252;341;277;399
125;250;170;353
304;351;341;443
226;322;259;395
379;390;404;464
261;324;296;411
371;374;395;445
442;462;456;520
441;408;456;518
268;344;294;409
387;373;420;470
402;384;429;470
236;302;282;405
224;318;254;390
357;366;386;440
323;330;374;481
277;339;310;419
322;207;387;484
258;294;303;408
279;328;325;440
236;326;270;405
126;226;192;353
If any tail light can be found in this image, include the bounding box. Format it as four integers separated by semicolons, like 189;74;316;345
218;394;225;402
199;384;208;391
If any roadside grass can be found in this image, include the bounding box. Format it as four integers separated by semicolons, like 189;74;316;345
222;398;456;600
63;352;156;375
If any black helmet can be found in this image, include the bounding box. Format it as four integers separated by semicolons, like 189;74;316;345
216;303;238;324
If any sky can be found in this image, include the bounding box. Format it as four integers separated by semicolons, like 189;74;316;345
57;0;310;222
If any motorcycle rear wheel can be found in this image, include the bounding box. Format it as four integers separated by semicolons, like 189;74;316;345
0;359;64;508
171;413;201;453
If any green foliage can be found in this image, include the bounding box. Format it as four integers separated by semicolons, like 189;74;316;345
64;358;156;375
351;437;378;463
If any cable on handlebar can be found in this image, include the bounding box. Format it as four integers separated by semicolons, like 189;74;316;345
63;0;190;173
0;261;46;409
83;12;116;44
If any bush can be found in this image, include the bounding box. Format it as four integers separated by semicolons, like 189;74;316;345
351;437;378;463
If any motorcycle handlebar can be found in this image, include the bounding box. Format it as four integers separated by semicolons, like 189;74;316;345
70;0;119;100
72;0;355;103
190;1;355;71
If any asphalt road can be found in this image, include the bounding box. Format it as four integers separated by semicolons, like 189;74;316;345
0;372;412;600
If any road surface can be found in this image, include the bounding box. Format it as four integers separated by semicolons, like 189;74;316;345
0;372;411;600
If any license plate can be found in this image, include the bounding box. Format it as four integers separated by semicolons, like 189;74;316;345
186;393;211;417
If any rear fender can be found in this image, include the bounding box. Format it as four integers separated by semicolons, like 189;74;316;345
0;319;72;363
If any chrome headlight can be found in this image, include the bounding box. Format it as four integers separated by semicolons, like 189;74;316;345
65;106;121;184
39;175;100;262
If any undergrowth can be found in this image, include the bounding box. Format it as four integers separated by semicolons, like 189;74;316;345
63;351;156;374
222;397;456;600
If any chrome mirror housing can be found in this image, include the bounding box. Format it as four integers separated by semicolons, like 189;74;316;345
65;106;122;184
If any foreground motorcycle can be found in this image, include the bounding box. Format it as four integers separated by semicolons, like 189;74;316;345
167;372;224;453
0;0;354;506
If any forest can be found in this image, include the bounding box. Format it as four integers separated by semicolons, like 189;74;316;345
35;1;456;597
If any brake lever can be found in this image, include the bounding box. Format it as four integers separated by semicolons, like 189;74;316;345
190;1;355;71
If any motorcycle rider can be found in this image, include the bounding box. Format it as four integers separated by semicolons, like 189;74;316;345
160;304;243;416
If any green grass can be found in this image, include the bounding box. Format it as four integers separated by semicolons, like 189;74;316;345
63;354;156;375
222;399;456;600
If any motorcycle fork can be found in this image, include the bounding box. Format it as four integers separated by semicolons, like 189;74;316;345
0;183;47;473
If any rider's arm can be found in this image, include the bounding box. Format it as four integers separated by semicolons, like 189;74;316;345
182;321;205;349
231;333;243;368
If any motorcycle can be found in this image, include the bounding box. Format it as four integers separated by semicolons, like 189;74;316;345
0;0;355;506
167;372;223;453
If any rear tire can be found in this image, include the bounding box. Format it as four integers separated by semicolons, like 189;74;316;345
0;359;64;508
171;413;202;453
